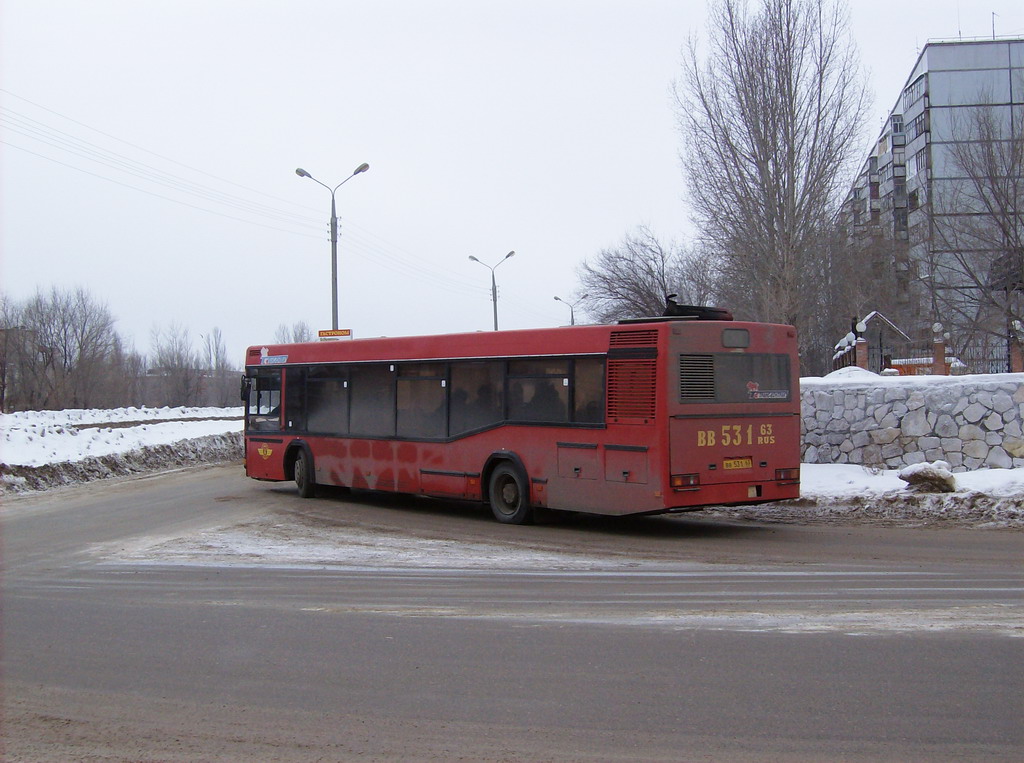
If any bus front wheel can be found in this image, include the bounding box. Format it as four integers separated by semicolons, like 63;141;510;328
488;463;533;525
294;450;316;499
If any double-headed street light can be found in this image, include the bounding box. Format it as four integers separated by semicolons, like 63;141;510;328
295;162;370;331
468;251;515;331
554;294;588;326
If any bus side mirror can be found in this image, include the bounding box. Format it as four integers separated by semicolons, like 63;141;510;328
240;375;252;403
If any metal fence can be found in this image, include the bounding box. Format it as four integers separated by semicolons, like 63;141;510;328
864;341;1012;375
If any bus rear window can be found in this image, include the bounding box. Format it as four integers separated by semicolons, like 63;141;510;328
679;353;790;403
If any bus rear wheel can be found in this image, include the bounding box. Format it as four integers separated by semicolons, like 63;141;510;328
488;463;533;525
294;450;316;499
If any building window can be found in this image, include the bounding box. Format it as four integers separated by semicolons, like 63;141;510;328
894;208;908;232
903;76;926;111
894;178;907;206
908;113;928;141
914;148;930;174
891;114;904;133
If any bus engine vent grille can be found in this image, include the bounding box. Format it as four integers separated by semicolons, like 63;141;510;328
609;329;658;347
607;359;657;420
679;354;715;400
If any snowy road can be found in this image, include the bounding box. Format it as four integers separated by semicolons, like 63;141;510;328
3;465;1023;761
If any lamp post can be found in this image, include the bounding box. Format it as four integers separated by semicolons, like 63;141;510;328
468;251;515;330
295;162;370;330
554;294;588;326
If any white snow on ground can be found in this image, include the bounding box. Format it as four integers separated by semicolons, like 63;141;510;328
4;405;243;428
801;364;1024;388
799;461;1024;499
0;406;243;467
103;523;639;572
1;397;1022;527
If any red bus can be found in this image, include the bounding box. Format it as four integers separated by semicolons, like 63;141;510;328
241;316;800;523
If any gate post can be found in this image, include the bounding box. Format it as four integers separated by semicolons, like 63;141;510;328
855;338;869;370
1011;340;1024;373
932;338;946;375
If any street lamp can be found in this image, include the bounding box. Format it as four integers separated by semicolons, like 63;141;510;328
468;251;515;331
295;162;370;330
554;294;588;326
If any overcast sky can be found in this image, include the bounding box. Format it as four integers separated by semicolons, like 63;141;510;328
3;0;1023;364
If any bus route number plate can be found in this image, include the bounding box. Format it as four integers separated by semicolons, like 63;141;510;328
723;457;752;470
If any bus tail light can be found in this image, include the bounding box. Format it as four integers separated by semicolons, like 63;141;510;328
671;473;700;490
775;468;800;483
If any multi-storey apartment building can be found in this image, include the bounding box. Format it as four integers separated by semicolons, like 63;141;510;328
842;38;1023;367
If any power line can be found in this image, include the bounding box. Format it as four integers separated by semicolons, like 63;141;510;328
0;106;324;230
1;140;326;239
1;90;565;321
0;88;323;216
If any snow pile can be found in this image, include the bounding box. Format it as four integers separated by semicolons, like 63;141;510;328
807;365;880;382
1;406;243;493
707;461;1024;528
899;460;957;492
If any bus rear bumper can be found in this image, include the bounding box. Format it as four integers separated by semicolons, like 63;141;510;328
669;479;800;507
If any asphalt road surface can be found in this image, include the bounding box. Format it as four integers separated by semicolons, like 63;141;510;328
3;464;1022;762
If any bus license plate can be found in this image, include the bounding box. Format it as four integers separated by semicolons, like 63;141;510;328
723;458;752;470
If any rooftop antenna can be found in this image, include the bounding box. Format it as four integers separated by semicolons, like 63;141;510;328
957;3;961;39
992;11;998;40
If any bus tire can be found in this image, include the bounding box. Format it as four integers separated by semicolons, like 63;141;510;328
488;462;533;525
294;449;316;499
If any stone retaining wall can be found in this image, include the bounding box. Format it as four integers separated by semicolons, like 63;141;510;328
800;371;1024;471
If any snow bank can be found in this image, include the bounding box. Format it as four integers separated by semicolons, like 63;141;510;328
1;407;243;467
1;432;243;493
1;407;243;494
3;406;243;428
801;366;1024;389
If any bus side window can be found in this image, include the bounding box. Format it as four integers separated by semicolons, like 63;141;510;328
306;365;349;435
349;364;396;437
284;367;307;431
450;361;504;435
397;363;447;439
573;358;605;424
508;359;569;423
248;370;282;431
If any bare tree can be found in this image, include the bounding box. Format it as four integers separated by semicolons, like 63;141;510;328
1;287;196;411
150;322;203;406
275;321;314;344
0;295;27;412
675;0;869;339
107;337;147;408
925;99;1023;362
202;327;237;406
577;226;720;323
11;287;121;409
798;224;875;375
